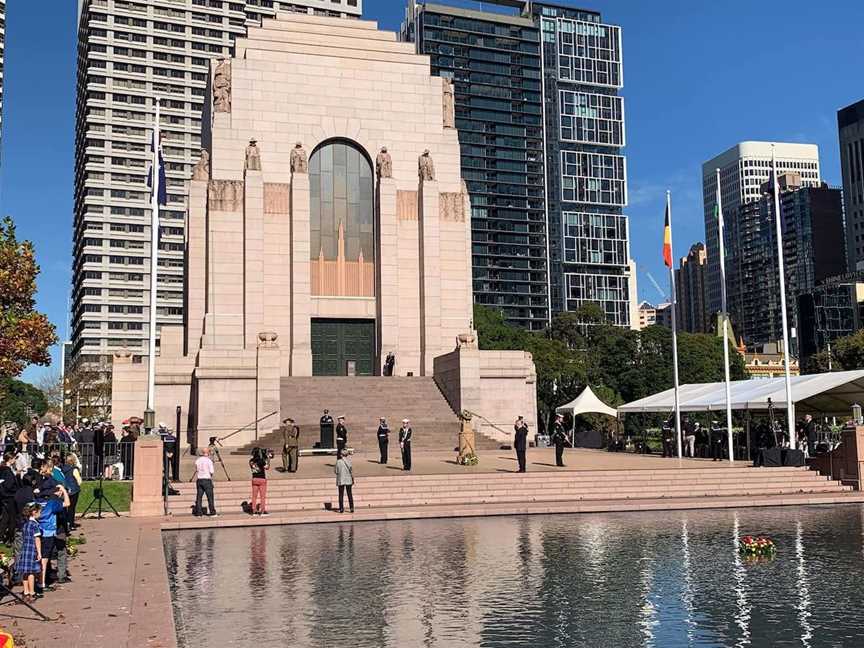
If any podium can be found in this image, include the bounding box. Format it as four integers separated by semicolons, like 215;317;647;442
320;421;334;448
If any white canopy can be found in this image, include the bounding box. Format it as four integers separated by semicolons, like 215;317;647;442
617;369;864;416
556;385;618;418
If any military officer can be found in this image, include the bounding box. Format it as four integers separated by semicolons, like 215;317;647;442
377;417;390;464
281;418;300;473
399;418;413;471
335;416;348;454
551;414;567;467
514;415;528;473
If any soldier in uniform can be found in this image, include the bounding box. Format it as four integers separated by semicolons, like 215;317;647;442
399;419;413;471
376;417;390;464
514;416;528;473
335;416;348;454
551;414;567;467
319;409;334;448
281;418;300;473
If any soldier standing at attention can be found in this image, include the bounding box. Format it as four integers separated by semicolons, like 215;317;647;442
551;414;567;467
376;417;390;465
335;416;348;454
514;415;528;473
282;418;300;473
399;418;413;471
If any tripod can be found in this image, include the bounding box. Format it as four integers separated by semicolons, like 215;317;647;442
186;437;231;482
81;472;120;519
0;579;51;621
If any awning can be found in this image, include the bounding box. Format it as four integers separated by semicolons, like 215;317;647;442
617;370;864;417
556;385;617;418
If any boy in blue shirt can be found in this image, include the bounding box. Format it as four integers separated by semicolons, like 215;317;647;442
36;485;70;595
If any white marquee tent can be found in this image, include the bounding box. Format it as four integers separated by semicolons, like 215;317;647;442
556;385;618;418
617;370;864;417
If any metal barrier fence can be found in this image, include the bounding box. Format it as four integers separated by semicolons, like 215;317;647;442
7;442;136;481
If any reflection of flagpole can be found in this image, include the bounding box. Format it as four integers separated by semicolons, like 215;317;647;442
731;513;751;643
716;169;735;462
666;191;683;459
771;145;796;449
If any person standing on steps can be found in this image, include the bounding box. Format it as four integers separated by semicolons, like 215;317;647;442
377;417;390;464
281;418;300;473
551;414;567;467
320;409;334;449
335;416;348;454
334;450;355;513
399;418;413;471
194;446;217;517
514;416;528;473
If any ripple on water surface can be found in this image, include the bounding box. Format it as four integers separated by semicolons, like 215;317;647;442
163;504;864;648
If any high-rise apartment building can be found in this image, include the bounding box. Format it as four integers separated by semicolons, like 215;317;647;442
675;242;709;333
71;0;362;372
725;173;845;347
701;141;821;318
402;0;632;329
839;99;864;271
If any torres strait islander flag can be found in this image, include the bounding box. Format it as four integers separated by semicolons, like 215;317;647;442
662;204;673;268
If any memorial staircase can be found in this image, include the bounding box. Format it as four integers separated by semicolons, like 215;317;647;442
165;465;861;521
232;376;502;454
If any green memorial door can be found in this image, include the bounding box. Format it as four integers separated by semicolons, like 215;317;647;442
311;319;376;376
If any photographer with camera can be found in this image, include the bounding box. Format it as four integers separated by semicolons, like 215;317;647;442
249;447;271;516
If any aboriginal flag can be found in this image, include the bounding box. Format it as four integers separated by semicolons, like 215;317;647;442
662;204;672;268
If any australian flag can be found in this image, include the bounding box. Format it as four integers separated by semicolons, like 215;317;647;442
148;131;168;206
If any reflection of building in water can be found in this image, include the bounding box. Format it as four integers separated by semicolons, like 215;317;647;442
110;12;537;445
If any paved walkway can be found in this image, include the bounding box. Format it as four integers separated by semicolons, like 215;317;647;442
0;517;176;648
181;447;737;482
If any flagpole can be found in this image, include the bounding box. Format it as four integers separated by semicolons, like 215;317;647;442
771;144;796;449
716;169;735;462
667;190;683;459
145;100;161;431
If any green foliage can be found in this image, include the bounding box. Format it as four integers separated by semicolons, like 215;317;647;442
802;329;864;374
0;376;48;426
79;480;131;513
473;305;749;433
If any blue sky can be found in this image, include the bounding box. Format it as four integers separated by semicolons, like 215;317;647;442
6;0;864;384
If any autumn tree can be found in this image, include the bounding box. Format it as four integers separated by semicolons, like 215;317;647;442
0;216;57;378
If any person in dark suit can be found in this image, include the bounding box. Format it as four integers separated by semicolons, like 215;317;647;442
710;423;724;461
514;416;528;473
335;416;348;453
803;414;817;456
319;409;334;449
376;417;390;464
399;419;413;471
662;416;675;458
551;414;567;467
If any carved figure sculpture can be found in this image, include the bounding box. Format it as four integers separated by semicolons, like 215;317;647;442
213;59;231;112
418;149;435;182
376;146;392;179
290;142;308;174
442;78;455;129
192;149;210;181
245;138;261;171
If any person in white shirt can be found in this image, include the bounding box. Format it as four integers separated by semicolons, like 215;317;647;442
194;447;217;517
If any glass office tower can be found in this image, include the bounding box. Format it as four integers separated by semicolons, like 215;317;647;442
404;1;632;328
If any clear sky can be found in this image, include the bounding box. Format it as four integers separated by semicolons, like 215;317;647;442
6;0;864;384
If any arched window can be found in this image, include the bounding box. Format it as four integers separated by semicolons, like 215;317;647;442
309;140;374;297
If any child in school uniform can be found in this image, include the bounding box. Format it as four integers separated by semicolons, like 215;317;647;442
16;503;42;603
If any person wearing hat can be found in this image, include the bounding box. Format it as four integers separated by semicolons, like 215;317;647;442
281;417;300;473
551;414;567;467
335;416;348;454
319;409;334;449
514;415;529;473
398;419;413;471
376;417;390;465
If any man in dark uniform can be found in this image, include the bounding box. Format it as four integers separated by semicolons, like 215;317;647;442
551;414;566;467
319;409;334;448
803;414;817;456
399;419;413;471
335;416;348;454
514;416;528;473
662;416;675;458
281;418;300;473
710;422;724;461
376;417;390;464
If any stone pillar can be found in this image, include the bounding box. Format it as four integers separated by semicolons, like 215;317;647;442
186;178;208;354
396;190;421;375
290;172;313;375
130;436;165;517
378;178;399;370
256;332;281;438
244;170;265;348
419;181;441;376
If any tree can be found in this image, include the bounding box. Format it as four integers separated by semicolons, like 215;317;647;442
0;216;57;378
0;376;48;427
36;370;64;413
64;364;111;424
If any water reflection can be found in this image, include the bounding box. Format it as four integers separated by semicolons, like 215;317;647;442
164;505;864;648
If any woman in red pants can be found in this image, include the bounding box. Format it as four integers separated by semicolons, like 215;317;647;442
248;448;271;515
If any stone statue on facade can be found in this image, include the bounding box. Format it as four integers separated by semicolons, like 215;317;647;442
245;138;261;171
257;331;279;348
290;142;308;174
442;78;455;129
376;146;392;179
213;59;231;113
419;149;435;182
192;149;210;181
